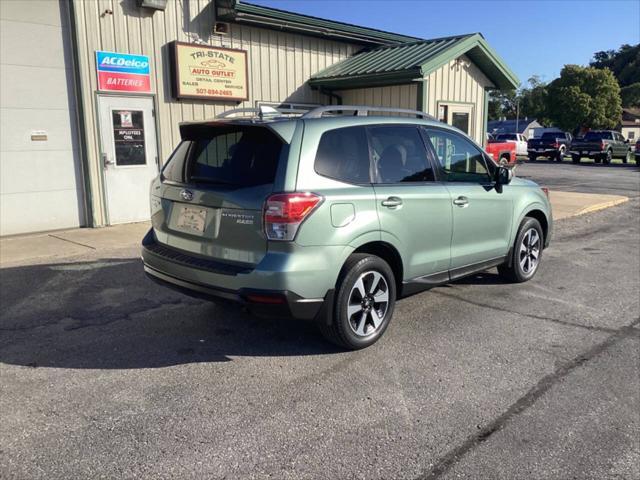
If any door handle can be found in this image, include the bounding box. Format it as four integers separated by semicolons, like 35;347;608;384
381;196;403;208
102;153;115;167
453;196;469;207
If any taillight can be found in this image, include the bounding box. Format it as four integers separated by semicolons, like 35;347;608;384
552;142;559;148
541;187;550;199
264;192;322;241
600;140;606;150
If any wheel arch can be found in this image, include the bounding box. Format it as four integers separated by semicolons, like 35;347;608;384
351;241;404;293
523;208;549;246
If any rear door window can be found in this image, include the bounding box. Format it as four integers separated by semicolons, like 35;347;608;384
181;126;284;187
368;126;434;183
314;126;371;184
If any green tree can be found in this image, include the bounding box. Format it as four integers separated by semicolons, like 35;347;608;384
547;65;622;132
519;75;550;124
590;44;640;87
488;89;517;120
620;82;640;107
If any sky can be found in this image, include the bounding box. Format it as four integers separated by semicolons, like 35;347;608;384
250;0;640;89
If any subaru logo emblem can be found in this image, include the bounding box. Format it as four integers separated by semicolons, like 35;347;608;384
180;189;194;201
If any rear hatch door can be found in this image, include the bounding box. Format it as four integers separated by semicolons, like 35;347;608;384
152;123;287;267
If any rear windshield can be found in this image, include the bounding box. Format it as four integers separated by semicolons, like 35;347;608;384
496;134;517;140
541;132;561;139
584;131;607;140
162;125;285;187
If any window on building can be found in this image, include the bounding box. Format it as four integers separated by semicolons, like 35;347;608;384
367;126;434;183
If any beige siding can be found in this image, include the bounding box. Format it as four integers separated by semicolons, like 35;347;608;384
337;84;418;112
71;0;359;226
424;54;494;144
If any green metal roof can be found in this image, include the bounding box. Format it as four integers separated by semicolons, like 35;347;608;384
309;33;519;90
216;1;422;46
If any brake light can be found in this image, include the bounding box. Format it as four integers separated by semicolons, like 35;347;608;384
541;187;550;199
264;192;322;241
600;140;606;150
552;142;559;148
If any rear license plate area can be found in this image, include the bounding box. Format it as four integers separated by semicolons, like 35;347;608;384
175;205;207;235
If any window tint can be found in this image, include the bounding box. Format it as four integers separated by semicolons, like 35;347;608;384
424;128;490;182
184;126;284;187
161;141;191;184
314;126;371;184
368;126;434;183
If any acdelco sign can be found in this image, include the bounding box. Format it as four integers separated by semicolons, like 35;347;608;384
96;51;151;93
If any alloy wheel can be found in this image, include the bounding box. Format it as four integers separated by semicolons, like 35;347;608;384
347;271;390;337
519;228;541;275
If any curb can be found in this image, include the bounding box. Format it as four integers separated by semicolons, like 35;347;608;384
575;197;629;217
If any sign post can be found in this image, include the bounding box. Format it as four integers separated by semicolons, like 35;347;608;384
170;41;248;101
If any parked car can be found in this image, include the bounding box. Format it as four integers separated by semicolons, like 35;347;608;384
486;138;518;166
569;130;633;164
527;131;572;162
142;105;552;350
635;140;640;163
494;133;528;156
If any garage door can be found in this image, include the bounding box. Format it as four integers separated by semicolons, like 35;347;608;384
0;0;85;236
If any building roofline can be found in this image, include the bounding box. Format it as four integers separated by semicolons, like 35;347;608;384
310;33;519;91
216;0;423;45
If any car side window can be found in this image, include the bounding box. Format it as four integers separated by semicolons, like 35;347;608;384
423;128;491;183
314;126;371;184
161;140;192;184
367;126;434;183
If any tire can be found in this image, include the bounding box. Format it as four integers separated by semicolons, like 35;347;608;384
571;154;581;164
602;150;612;165
594;156;602;164
528;155;537;162
498;217;544;283
319;254;396;350
499;155;509;166
556;148;565;162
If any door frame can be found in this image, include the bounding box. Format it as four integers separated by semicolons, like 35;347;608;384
95;92;160;225
436;100;475;139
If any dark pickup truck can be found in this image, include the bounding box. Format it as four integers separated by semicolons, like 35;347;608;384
569;130;633;164
527;131;572;162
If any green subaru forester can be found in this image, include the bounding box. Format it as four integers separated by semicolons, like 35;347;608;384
142;106;552;349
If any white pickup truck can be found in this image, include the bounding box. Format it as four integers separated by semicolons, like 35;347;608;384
494;133;528;157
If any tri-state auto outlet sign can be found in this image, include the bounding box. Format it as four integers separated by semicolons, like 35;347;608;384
170;42;248;101
96;51;151;93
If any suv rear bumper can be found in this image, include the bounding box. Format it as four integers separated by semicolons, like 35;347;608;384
141;228;341;321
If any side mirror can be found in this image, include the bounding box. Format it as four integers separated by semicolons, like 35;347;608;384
495;165;513;186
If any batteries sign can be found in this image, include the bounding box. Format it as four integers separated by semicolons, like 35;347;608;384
96;51;151;93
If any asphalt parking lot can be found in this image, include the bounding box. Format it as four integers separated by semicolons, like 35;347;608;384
1;164;639;479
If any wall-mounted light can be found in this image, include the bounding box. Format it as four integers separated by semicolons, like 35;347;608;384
454;57;471;70
137;0;167;10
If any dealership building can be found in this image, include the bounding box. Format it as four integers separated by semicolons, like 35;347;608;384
0;0;518;236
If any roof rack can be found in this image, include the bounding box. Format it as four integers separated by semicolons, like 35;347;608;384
302;105;437;120
216;106;282;119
